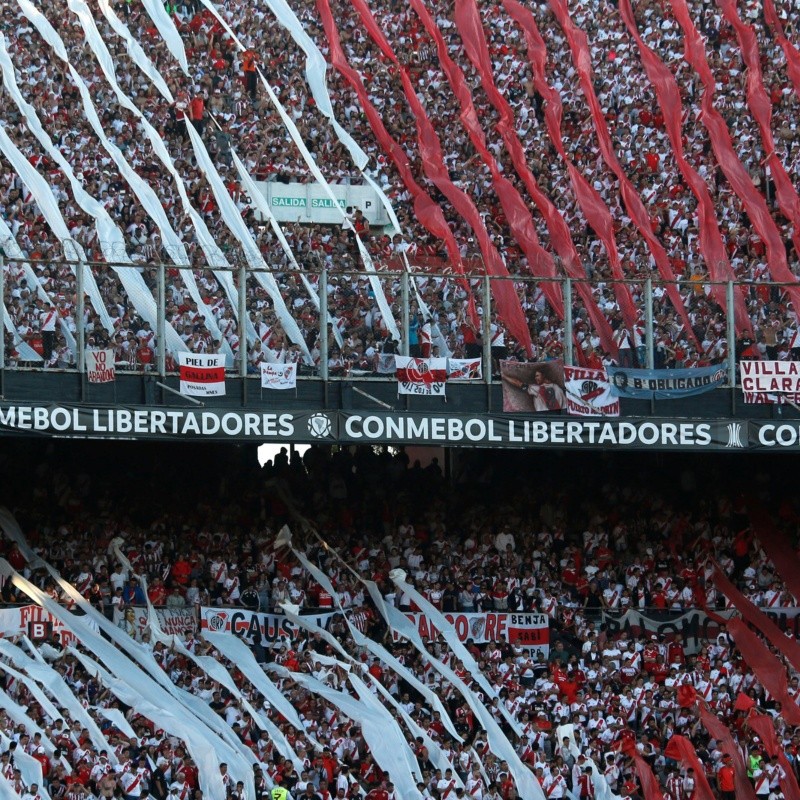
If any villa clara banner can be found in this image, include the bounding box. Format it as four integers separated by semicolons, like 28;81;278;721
741;361;800;402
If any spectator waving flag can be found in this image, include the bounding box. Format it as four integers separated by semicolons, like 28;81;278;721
395;356;448;396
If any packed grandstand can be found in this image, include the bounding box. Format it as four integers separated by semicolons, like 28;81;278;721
0;445;794;800
1;0;799;371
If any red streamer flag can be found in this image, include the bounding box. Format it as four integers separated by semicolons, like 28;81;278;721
698;704;757;800
314;0;479;320
715;0;800;261
762;0;800;102
748;507;800;604
663;736;716;800
669;0;800;313
711;562;800;673
725;617;800;726
406;0;563;332
532;0;696;344
618;0;751;334
747;709;800;800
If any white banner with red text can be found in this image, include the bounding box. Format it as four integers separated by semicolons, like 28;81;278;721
741;361;800;396
0;604;196;645
564;366;619;417
0;604;96;646
396;611;549;655
85;349;116;383
178;353;226;396
260;362;298;390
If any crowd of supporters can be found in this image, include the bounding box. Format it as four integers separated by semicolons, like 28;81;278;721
0;443;797;799
2;0;800;372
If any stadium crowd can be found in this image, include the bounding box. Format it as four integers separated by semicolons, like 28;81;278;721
0;444;797;800
2;0;800;371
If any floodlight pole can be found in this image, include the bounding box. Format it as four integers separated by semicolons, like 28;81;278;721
564;278;573;367
645;277;654;369
157;263;166;379
320;266;329;381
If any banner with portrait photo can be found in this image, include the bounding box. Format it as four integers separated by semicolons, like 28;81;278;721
564;366;619;417
500;360;566;412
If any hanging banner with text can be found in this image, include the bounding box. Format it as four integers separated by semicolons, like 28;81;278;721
395;356;447;396
260;362;298;390
178;353;226;397
606;365;728;399
564;366;619;417
199;606;338;644
0;604;97;646
0;403;776;449
85;349;116;384
741;361;800;400
396;611;549;655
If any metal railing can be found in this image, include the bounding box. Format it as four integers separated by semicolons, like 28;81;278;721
1;251;796;388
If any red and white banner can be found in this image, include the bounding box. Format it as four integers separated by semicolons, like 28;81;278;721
447;358;482;381
740;361;800;395
395;356;447;396
178;353;226;396
85;349;116;383
260;362;297;390
398;611;549;654
0;604;91;646
564;366;619;417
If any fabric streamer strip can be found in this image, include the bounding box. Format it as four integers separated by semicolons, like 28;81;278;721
63;0;249;347
275;526;464;741
507;0;695;342
746;708;800;800
0;125;114;336
696;703;756;800
228;147;344;350
397;64;534;354
715;0;800;260
0;34;189;358
663;735;716;800
356;0;561;338
618;0;751;333
389;569;520;732
183;122;312;361
17;0;234;361
711;562;800;673
247;0;399;232
0;216;76;355
441;0;638;333
138;0;189;74
668;0;800;313
0;638;114;763
94;0;173;102
268;664;423;799
762;0;800;102
197;0;401;344
312;0;484;323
